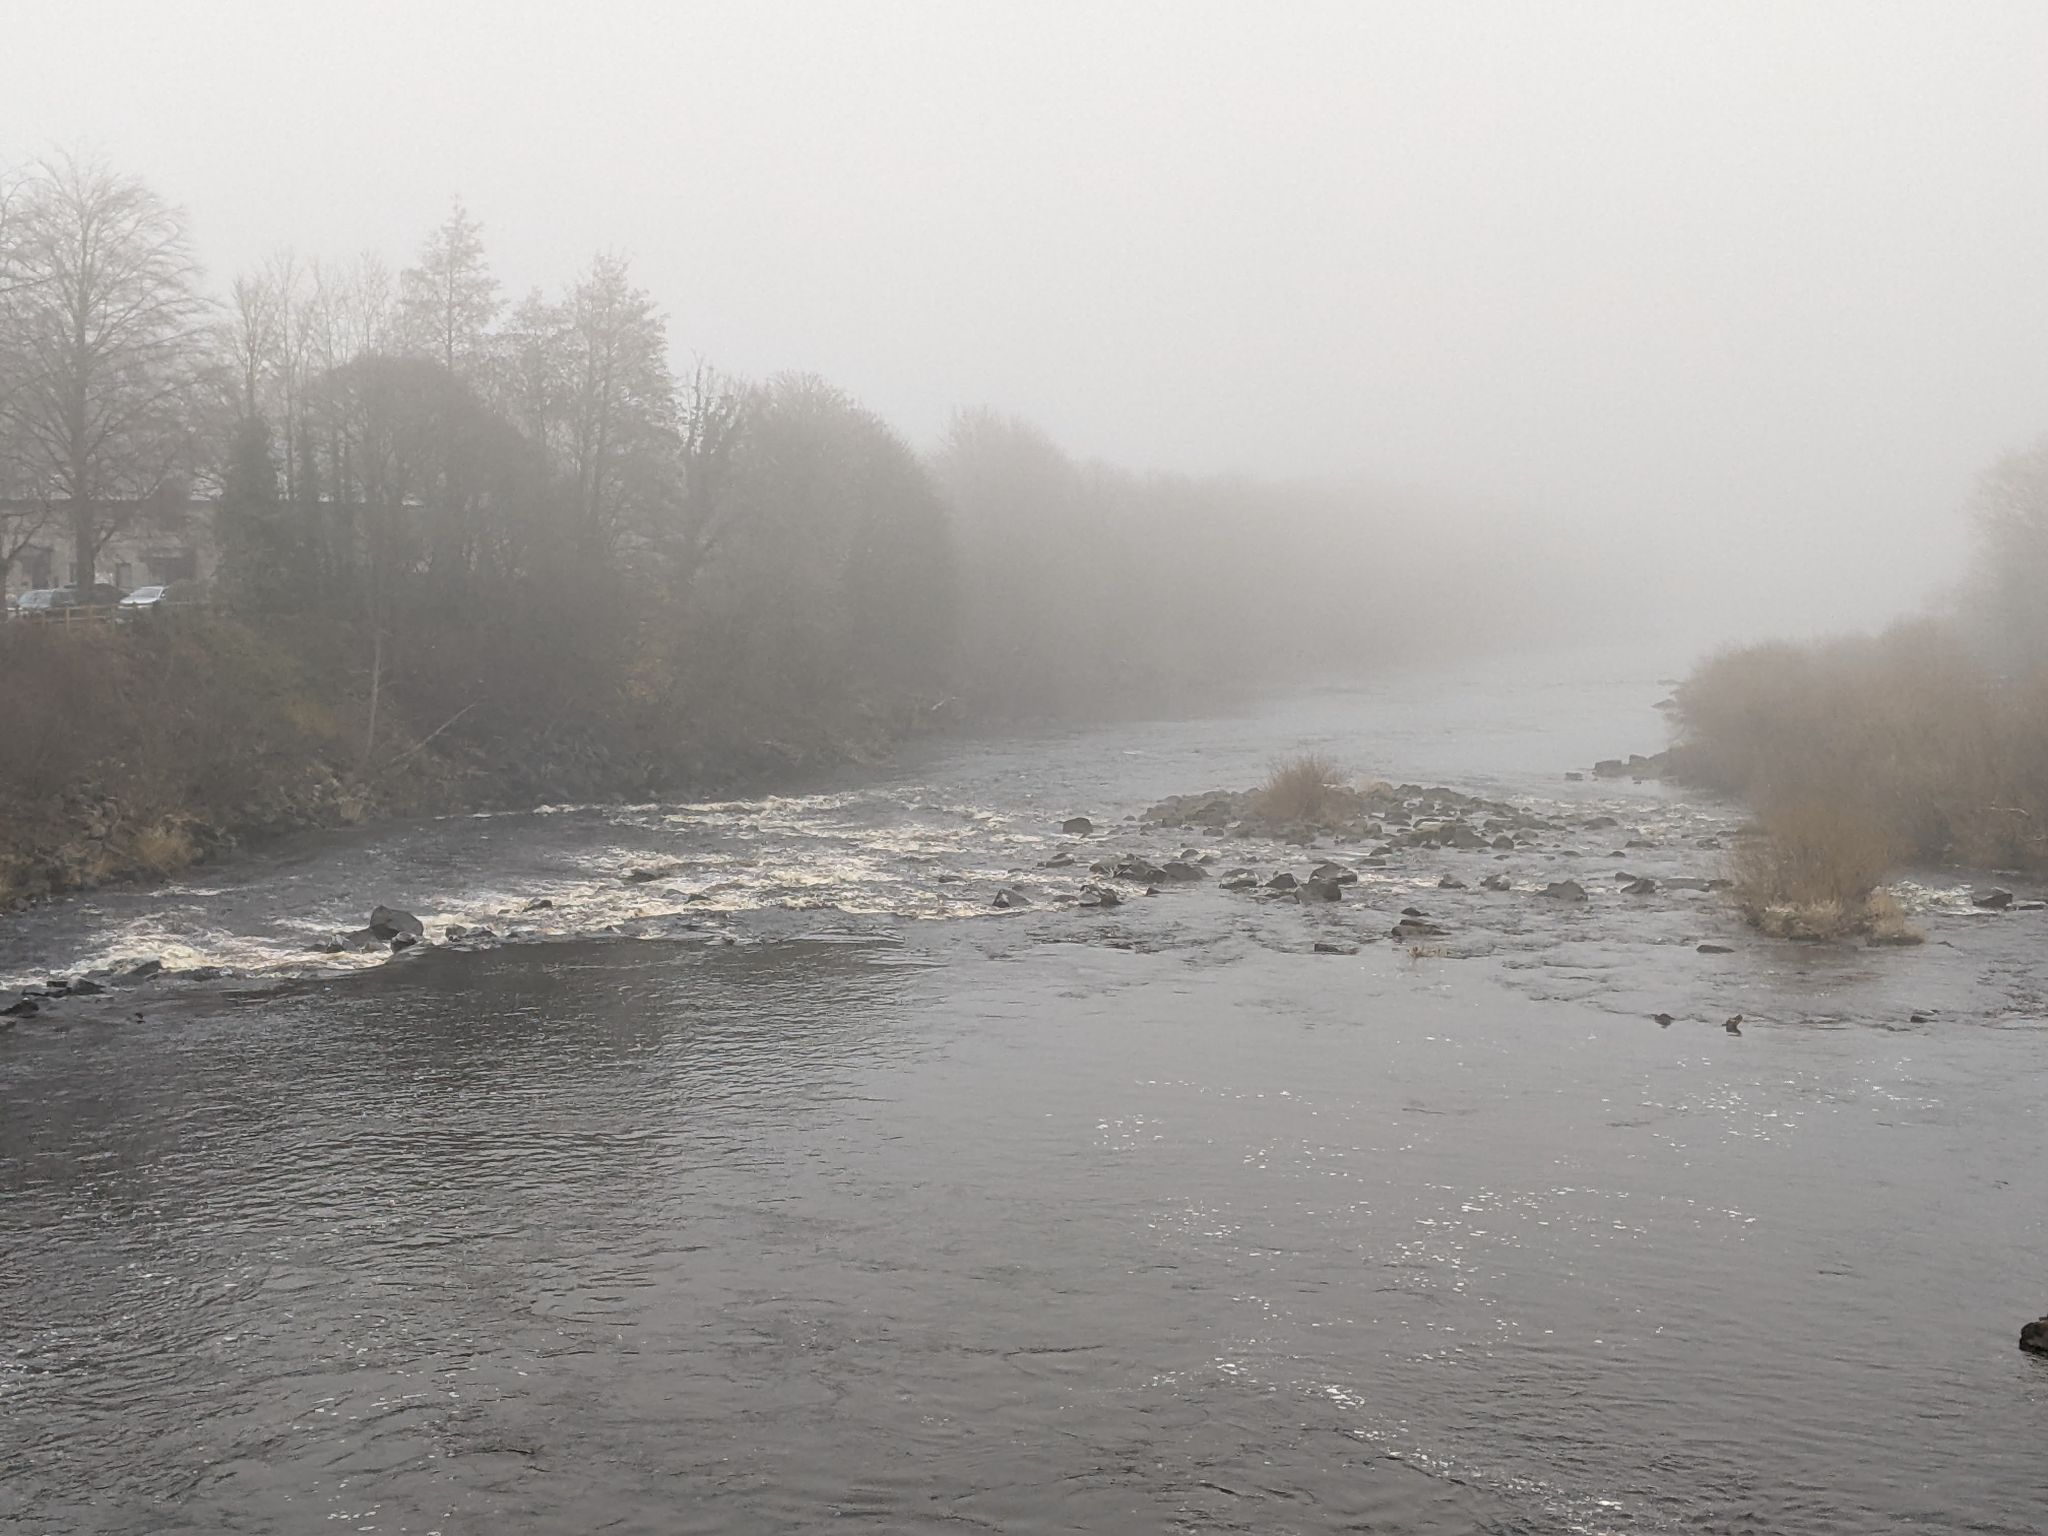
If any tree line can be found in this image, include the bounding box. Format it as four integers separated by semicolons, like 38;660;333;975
2;152;1583;791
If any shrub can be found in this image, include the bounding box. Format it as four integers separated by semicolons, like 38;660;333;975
1728;800;1918;941
1257;751;1345;823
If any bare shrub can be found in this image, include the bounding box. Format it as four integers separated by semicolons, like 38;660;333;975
128;820;197;878
1257;752;1344;823
1729;799;1918;941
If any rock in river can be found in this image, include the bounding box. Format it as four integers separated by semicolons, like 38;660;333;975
1297;876;1343;903
1062;816;1095;836
1973;888;2014;910
368;905;424;941
1540;880;1588;903
2022;1318;2048;1355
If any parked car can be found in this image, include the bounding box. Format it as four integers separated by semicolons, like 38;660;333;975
12;584;129;620
116;579;204;618
118;584;168;615
11;588;70;618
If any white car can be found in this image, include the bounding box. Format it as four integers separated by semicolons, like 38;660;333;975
118;584;169;614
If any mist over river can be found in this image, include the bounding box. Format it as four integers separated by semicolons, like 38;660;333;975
4;648;2046;1535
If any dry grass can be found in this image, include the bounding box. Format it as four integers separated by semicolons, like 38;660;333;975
128;819;198;879
1729;800;1920;942
1256;751;1345;823
1674;621;2048;871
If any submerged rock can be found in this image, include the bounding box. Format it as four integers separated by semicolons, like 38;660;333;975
1540;880;1589;903
1479;873;1511;891
1439;875;1467;890
1297;876;1343;903
1697;942;1734;955
1973;888;2014;910
1623;877;1658;896
3;997;39;1018
1312;940;1360;955
1077;884;1122;909
1062;816;1095;835
1219;869;1259;891
1392;916;1446;940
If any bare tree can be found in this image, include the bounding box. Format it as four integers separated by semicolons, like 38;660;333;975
0;154;210;591
396;200;499;382
664;361;748;594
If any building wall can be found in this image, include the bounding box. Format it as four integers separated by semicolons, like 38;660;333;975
2;502;218;599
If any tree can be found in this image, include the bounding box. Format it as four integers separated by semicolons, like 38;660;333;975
1964;434;2048;669
213;414;302;610
0;154;210;592
396;201;499;383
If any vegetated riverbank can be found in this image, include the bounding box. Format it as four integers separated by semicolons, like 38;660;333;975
0;611;930;912
1668;618;2048;937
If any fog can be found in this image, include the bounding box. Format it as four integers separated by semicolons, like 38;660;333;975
7;1;2048;649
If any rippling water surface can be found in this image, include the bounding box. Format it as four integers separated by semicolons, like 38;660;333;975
4;651;2046;1534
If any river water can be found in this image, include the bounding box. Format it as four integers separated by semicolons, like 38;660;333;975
3;649;2046;1535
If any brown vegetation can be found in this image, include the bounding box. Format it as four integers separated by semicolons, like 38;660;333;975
1676;621;2048;873
1255;752;1346;824
1726;801;1917;941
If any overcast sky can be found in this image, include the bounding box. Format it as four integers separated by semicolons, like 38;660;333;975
7;1;2047;643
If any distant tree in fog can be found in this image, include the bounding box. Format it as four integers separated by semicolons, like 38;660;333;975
1963;434;2048;668
490;252;675;553
396;200;500;383
0;153;211;592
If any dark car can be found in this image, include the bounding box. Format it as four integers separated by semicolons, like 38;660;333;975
13;583;128;620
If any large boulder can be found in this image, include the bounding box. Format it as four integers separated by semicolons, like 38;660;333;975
368;905;424;942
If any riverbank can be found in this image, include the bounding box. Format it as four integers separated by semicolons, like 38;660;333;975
0;611;926;912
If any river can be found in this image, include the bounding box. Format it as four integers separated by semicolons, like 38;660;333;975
3;648;2045;1534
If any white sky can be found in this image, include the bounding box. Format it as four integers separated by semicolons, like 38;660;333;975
7;1;2048;642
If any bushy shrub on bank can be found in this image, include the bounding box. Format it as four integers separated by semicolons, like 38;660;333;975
1674;622;2048;938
